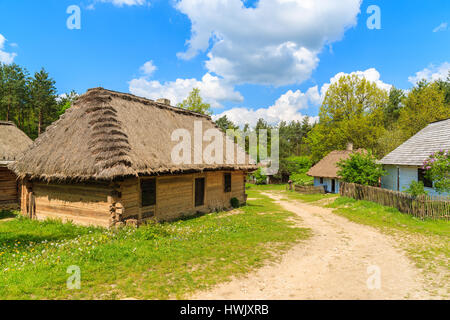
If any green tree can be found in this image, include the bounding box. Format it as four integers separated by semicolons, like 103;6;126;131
215;115;238;132
383;86;405;127
29;68;58;137
57;90;78;117
398;80;450;139
337;151;386;186
0;63;29;129
306;74;388;162
177;88;211;115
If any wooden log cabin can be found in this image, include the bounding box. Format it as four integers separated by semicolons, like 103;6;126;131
0;121;32;209
11;88;257;227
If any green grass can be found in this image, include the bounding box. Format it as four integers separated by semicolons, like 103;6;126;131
327;197;449;237
0;190;310;300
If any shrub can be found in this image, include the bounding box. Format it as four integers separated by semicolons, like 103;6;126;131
290;172;313;186
337;150;386;186
230;197;240;208
253;168;267;185
422;150;449;193
404;181;428;198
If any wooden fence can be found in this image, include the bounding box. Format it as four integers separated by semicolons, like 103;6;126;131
293;185;325;194
339;182;449;220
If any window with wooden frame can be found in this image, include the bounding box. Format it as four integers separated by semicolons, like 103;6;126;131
319;177;324;184
224;173;232;193
141;179;156;207
418;169;433;188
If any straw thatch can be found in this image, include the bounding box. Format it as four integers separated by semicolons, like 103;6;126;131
11;88;257;181
0;121;32;165
307;149;365;178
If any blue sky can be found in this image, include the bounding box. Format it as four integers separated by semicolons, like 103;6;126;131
0;0;449;126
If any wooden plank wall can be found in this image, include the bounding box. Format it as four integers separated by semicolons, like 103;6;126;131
32;181;112;227
120;170;247;223
0;166;18;205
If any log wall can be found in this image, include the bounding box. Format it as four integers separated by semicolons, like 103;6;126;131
120;170;247;223
20;170;248;227
22;181;113;227
0;166;19;208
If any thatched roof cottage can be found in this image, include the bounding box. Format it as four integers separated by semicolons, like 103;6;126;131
11;88;257;227
0;121;32;209
307;143;364;193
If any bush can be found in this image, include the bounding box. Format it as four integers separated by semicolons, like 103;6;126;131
422;150;449;193
404;181;428;198
337;150;386;186
253;168;267;185
230;197;240;208
290;172;313;186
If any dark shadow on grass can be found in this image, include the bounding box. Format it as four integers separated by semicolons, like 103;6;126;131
0;210;17;220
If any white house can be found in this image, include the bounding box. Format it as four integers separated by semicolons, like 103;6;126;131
379;118;449;196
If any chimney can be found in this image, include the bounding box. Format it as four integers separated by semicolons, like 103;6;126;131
346;142;353;151
157;98;171;105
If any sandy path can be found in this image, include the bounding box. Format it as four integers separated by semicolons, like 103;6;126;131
192;191;432;300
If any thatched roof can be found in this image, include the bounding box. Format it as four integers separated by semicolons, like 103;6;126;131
11;88;257;181
0;121;32;165
380;118;450;166
307;149;365;178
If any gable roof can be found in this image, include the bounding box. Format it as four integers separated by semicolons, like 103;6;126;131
380;118;450;166
307;149;365;178
11;88;256;181
0;121;32;165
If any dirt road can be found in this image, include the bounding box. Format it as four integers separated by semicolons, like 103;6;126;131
192;192;433;300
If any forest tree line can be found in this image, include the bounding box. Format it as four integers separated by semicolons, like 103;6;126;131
0;63;76;139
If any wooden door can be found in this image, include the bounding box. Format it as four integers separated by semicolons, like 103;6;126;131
331;179;336;193
195;178;205;207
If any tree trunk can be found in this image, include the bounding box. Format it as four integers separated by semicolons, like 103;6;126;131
38;109;42;136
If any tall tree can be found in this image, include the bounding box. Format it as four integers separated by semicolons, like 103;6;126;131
0;63;29;128
397;79;450;139
215;115;238;132
177;88;211;115
306;74;388;162
29;68;58;137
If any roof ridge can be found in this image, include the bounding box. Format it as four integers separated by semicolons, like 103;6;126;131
82;87;212;120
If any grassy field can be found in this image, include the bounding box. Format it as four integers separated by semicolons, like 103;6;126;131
0;189;310;300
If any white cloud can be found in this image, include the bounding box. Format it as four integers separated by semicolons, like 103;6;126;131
140;60;157;76
129;72;243;108
408;62;450;85
213;86;320;127
0;34;17;64
213;67;391;128
175;0;361;86
433;22;448;33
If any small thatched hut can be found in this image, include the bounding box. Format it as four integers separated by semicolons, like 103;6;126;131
0;121;32;209
307;144;364;194
11;88;257;227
